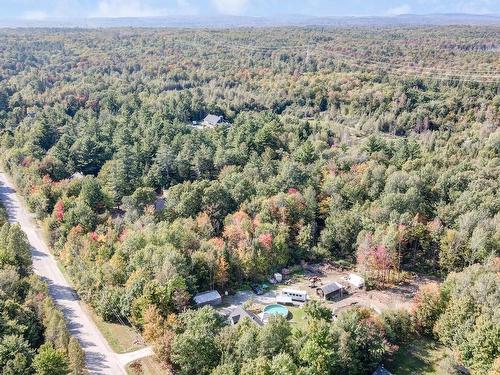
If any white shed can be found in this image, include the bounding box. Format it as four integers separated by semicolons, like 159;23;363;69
347;273;365;289
193;290;222;307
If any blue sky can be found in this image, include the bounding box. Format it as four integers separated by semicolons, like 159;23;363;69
1;0;498;19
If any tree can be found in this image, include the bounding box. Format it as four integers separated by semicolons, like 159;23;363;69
33;343;69;375
411;283;443;336
257;315;292;357
79;177;108;212
215;256;229;290
171;307;223;375
0;335;34;374
68;337;86;375
240;356;271;375
434;259;499;374
380;309;413;345
303;301;333;322
270;353;297;375
0;223;31;275
211;363;237;375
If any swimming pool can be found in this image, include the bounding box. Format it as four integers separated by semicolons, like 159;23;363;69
263;304;289;318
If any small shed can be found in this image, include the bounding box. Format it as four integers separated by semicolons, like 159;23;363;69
317;282;344;300
228;306;263;326
274;273;283;283
347;273;365;289
193;290;222;307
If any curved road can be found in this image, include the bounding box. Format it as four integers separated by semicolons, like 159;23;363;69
0;172;127;374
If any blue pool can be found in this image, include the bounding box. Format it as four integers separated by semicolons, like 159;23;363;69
263;304;289;318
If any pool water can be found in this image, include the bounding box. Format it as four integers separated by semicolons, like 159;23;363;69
263;304;289;318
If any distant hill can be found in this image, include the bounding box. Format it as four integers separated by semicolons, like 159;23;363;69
0;13;499;28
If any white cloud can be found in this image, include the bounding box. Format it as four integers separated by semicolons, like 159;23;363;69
212;0;249;15
22;10;49;20
456;1;492;14
176;0;199;15
386;4;411;15
92;0;168;18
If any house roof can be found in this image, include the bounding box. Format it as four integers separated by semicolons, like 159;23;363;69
203;114;223;125
228;306;263;326
318;282;344;295
193;290;222;305
70;172;84;180
372;365;393;375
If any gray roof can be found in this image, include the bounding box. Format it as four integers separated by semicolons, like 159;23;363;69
373;366;393;375
70;172;84;180
228;306;263;326
203;114;223;125
193;290;222;305
318;282;344;295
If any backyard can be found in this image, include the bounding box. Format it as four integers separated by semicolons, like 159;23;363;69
385;338;454;375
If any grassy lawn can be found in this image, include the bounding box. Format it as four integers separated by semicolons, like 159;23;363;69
288;306;308;331
127;356;170;375
82;303;145;354
385;338;453;375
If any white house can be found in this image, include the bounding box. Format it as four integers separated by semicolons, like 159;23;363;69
202;114;224;127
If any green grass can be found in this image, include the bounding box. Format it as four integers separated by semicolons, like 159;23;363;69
385;338;453;375
82;303;145;354
127;356;170;375
288;306;308;331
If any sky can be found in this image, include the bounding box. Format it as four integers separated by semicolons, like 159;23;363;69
0;0;498;20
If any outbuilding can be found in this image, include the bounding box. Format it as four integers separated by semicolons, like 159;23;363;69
347;273;365;289
193;290;222;307
316;282;344;300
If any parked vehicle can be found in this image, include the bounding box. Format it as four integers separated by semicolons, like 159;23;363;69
250;283;264;295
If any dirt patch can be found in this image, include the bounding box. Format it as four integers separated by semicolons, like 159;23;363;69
219;263;437;319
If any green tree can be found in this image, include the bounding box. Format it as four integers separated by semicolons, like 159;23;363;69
303;301;333;322
33;343;69;375
67;337;86;375
0;335;34;374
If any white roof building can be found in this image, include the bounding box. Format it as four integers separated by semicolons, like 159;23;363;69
193;290;222;307
347;273;365;288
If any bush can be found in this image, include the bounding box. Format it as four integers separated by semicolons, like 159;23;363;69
380;309;413;345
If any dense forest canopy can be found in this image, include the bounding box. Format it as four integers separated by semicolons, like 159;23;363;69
0;25;498;374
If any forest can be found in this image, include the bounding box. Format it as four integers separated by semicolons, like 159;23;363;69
0;26;498;374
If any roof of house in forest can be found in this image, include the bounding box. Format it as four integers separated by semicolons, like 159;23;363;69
228;306;263;326
203;114;223;125
372;365;393;375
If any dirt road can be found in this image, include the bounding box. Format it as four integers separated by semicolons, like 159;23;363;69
0;172;126;374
